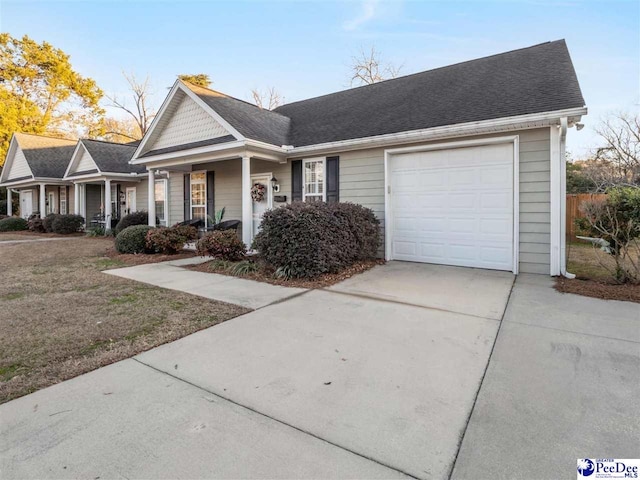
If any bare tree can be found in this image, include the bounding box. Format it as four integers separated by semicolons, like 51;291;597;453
100;117;142;143
349;46;402;86
579;112;640;192
251;87;283;110
106;72;156;137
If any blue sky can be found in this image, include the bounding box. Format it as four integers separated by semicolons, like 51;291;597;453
1;0;638;156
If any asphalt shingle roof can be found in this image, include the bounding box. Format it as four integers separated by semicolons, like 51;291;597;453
272;40;585;147
15;133;76;178
81;139;145;174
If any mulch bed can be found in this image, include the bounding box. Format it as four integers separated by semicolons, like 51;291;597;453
189;258;384;288
105;247;196;267
555;277;640;304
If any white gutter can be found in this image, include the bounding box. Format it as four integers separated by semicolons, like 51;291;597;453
286;107;587;156
559;117;575;279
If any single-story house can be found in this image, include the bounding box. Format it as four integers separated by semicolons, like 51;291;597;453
63;139;153;228
131;40;586;276
0;133;77;218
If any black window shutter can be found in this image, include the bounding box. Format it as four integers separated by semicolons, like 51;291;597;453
65;186;69;214
326;156;339;203
58;186;62;213
291;160;302;202
183;173;190;221
206;171;215;224
116;184;121;219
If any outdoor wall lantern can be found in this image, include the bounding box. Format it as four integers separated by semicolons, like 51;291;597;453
271;176;280;193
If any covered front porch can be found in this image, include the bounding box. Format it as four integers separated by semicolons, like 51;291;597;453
3;179;74;219
70;173;149;230
141;146;291;247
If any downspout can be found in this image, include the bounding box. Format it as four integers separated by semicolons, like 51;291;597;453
559;117;575;279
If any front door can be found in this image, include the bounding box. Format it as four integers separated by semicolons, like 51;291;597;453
20;190;33;218
125;187;136;215
251;174;273;237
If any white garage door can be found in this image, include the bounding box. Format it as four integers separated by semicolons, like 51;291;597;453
388;143;514;271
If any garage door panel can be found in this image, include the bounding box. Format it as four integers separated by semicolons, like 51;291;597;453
389;143;514;271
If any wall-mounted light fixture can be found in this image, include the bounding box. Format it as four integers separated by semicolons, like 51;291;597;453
271;176;280;193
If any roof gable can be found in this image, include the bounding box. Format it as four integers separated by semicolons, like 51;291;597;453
5;133;76;179
66;139;144;177
2;138;34;182
139;88;233;157
186;83;290;146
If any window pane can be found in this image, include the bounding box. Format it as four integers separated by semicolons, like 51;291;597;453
155;180;166;201
191;183;205;206
192;206;205;220
156;201;165;221
191;172;206;183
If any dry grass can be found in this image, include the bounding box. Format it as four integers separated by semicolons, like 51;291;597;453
556;242;640;303
0;237;250;403
189;258;384;289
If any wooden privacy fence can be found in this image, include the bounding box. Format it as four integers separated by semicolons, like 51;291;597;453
566;193;607;242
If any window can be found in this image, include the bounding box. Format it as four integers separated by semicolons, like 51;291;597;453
59;187;67;214
110;184;118;219
190;171;206;223
46;192;55;214
155;179;168;226
303;158;325;202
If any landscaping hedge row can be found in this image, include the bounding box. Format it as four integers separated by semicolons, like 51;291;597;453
26;214;84;234
253;202;380;278
114;224;198;254
0;216;28;232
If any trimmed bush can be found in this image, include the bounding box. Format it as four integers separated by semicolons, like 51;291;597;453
42;213;60;233
115;211;150;235
253;202;380;278
28;216;46;232
146;225;198;254
196;230;246;261
51;214;84;234
115;225;155;254
0;216;28;232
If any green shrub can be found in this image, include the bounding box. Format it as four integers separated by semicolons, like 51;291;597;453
196;230;246;260
577;187;640;284
253;202;380;278
0;216;28;232
115;211;151;235
228;259;257;275
42;213;60;232
146;225;198;254
28;216;46;232
51;214;84;234
115;225;155;254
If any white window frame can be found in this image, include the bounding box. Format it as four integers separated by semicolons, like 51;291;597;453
59;187;67;214
302;158;326;202
47;191;55;215
190;171;207;225
155;178;168;226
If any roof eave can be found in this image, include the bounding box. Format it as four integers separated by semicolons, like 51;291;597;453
286;107;587;156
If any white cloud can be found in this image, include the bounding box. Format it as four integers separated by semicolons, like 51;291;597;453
343;0;380;31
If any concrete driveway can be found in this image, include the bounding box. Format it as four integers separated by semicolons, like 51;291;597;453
1;262;514;479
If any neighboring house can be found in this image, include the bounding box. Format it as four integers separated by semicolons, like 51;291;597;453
63;139;151;228
0;133;77;219
131;40;586;276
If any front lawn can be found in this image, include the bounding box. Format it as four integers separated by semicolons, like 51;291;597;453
555;242;640;303
0;237;249;403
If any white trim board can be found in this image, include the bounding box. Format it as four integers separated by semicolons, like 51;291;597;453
384;135;520;274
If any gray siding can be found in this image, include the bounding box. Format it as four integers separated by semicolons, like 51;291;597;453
338;128;552;274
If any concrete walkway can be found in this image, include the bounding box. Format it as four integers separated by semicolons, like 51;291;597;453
105;258;306;309
0;237;77;245
451;274;640;479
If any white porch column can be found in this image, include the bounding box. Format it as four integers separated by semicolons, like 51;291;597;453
148;169;156;226
6;189;12;216
39;184;46;219
104;179;112;231
241;155;252;247
74;183;80;215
